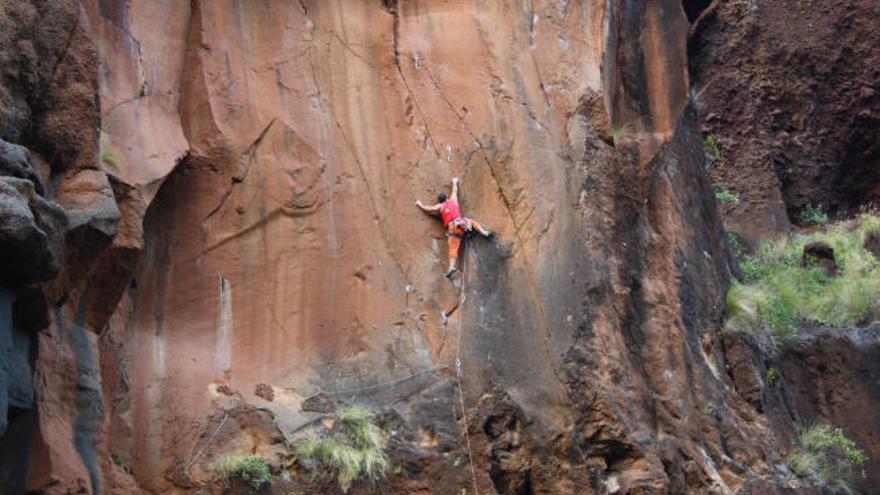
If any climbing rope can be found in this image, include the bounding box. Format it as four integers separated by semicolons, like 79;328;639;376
177;409;231;477
454;240;480;495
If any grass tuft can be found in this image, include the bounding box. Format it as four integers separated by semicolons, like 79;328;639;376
297;406;389;493
213;453;272;491
725;214;880;345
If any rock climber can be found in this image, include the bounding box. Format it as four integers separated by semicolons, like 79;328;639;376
416;177;493;277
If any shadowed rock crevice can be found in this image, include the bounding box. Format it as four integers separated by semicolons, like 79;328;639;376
682;0;714;24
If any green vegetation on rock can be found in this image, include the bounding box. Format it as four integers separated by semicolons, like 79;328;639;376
213;453;272;491
297;406;389;493
726;214;880;345
787;422;865;492
766;366;779;385
99;131;124;171
714;181;740;205
704;133;721;164
798;202;829;227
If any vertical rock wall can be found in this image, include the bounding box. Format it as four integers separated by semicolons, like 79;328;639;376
0;0;859;493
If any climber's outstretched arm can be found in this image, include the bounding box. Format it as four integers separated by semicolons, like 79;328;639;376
450;177;460;203
416;200;442;214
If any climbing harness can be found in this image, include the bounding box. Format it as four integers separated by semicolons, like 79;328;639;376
446;217;475;239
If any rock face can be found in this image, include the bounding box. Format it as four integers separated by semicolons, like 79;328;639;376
0;0;874;494
688;0;880;244
778;326;880;494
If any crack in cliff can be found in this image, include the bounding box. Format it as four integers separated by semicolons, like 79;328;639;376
305;47;416;292
202;202;321;254
529;55;553;124
387;5;441;156
420;64;570;392
525;0;554;130
237;118;277;182
248;48;311;74
37;3;82;102
296;0;309;16
102;94;145;118
201;118;276;228
422;66;531;244
330;116;416;289
327;30;387;77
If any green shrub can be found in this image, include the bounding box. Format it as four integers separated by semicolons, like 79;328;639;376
704;133;721;164
714;182;740;205
213;454;272;491
297;406;389;493
766;367;779;385
725;214;880;343
798;202;829;226
727;232;744;258
787;422;865;492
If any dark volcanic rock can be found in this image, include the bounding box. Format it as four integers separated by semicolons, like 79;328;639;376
301;393;335;414
0;139;43;195
779;326;880;492
12;285;48;334
0;177;66;286
864;229;880;259
801;242;837;277
0;287;33;435
0;287;36;495
689;0;880;243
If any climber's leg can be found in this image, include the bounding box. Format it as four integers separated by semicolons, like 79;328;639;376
468;218;493;238
446;234;461;277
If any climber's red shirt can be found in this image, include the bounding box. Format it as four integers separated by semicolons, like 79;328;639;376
440;199;462;227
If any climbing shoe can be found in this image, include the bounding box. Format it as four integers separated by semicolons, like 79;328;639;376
482;230;493;238
444;267;458;278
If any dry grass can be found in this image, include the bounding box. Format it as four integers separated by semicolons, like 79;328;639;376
297;406;388;493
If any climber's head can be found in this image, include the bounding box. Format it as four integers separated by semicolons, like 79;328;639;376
437;192;448;203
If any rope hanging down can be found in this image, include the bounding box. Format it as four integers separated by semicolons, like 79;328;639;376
455;240;480;495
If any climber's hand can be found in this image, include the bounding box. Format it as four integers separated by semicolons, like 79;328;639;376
452;177;460;184
415;200;423;207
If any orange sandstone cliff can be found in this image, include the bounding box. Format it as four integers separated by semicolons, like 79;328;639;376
0;1;877;494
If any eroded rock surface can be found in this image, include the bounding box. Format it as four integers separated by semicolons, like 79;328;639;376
689;0;880;244
779;326;880;493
